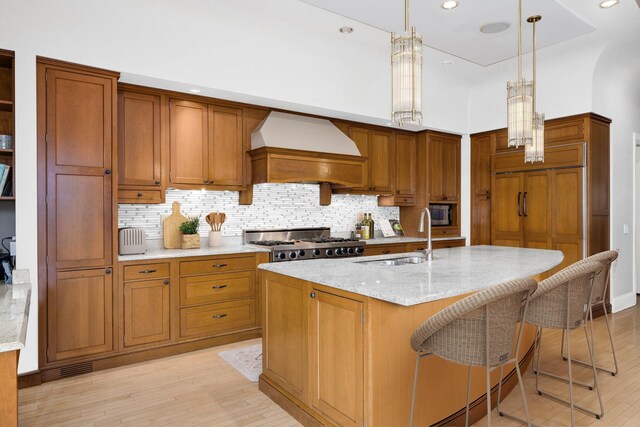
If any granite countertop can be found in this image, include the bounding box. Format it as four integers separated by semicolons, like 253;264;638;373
362;236;466;245
258;245;563;306
118;241;271;262
0;271;31;353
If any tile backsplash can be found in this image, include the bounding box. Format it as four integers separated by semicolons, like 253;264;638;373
118;184;400;240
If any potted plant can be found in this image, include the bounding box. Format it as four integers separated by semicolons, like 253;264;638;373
179;216;201;249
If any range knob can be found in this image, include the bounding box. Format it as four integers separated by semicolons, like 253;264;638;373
355;247;364;254
325;249;334;257
277;252;287;261
335;248;343;256
347;247;355;255
289;252;297;260
298;250;306;257
312;249;321;256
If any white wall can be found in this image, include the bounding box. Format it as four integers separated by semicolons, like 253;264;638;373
592;39;640;312
0;0;472;373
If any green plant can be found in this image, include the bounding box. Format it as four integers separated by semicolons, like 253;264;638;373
179;216;200;235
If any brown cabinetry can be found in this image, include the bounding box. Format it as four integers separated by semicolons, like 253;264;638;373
38;59;118;365
379;132;416;206
427;133;460;202
262;272;364;427
118;90;163;203
169;99;244;189
124;279;171;347
471;134;492;245
309;290;364;427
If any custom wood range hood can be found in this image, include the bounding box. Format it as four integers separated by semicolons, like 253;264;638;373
247;112;366;205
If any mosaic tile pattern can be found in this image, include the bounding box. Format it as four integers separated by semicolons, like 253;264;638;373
118;184;400;240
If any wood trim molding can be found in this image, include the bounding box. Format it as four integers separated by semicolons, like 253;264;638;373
36;57;120;78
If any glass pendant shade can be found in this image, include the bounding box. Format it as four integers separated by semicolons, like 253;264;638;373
506;79;534;147
526;112;545;163
391;28;423;126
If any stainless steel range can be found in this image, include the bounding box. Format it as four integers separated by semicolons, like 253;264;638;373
244;228;365;262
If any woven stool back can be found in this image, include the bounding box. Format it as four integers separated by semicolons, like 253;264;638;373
410;278;537;367
526;261;603;330
566;250;618;304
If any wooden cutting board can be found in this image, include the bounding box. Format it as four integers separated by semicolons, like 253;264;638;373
163;201;187;249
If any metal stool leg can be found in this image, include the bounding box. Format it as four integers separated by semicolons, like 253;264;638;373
538;328;591;390
485;364;492;427
465;365;472;427
409;353;420;427
585;318;604;418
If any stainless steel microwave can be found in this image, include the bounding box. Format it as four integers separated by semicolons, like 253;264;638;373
430;204;452;226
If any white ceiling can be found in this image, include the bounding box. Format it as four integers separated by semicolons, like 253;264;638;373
298;0;597;66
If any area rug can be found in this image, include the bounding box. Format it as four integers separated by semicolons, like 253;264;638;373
218;343;263;382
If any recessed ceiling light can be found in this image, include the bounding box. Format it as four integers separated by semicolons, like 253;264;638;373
189;89;201;93
599;0;619;8
339;26;354;34
440;60;454;66
442;1;459;10
479;22;511;34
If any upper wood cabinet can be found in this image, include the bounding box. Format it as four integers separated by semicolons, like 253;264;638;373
118;90;163;203
394;133;416;197
169;98;244;189
427;133;460;202
332;124;395;195
208;105;244;187
471;134;492;245
169;99;209;186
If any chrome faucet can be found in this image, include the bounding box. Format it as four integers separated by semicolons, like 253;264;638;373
418;207;434;261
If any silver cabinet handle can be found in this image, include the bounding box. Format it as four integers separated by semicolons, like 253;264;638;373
212;314;227;319
139;269;157;274
213;264;228;268
211;285;227;289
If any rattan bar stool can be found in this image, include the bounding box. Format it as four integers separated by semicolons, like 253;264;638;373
525;261;605;425
409;278;538;427
560;250;620;376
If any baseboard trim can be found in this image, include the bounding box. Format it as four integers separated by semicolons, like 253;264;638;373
612;291;637;313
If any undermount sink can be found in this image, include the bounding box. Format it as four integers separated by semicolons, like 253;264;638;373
357;255;428;266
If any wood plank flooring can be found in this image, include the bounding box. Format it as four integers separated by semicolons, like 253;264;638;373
19;298;639;426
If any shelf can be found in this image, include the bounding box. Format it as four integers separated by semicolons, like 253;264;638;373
0;100;12;112
0;196;15;201
0;149;14;154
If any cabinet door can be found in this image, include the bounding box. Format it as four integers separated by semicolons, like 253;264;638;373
523;171;552;249
395;133;416;196
552;168;584;270
209;105;244;187
169;99;208;185
369;130;394;193
124;279;171;347
348;127;370;191
46;69;113;270
491;173;524;247
310;290;364;427
441;138;460;201
47;268;113;362
118;91;161;187
471;134;492;245
263;273;308;402
427;136;443;201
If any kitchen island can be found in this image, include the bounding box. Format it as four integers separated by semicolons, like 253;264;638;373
258;246;563;427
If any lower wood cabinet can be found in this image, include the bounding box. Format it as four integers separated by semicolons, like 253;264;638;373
262;272;364;427
310;289;364;427
364;239;465;256
363;243;409;256
124;279;171;347
47;268;114;362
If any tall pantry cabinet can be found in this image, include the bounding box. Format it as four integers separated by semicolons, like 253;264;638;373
37;59;118;365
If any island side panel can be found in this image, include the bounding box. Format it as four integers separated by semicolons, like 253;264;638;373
367;296;536;426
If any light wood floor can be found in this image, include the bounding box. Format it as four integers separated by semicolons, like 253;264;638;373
19;298;639;426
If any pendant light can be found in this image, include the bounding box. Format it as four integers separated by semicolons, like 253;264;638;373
391;0;422;126
506;0;533;147
525;15;544;163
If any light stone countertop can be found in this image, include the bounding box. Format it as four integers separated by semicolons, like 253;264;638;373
0;272;31;353
362;236;466;245
258;245;563;306
118;241;271;262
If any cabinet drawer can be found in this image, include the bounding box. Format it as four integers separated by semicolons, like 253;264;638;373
180;299;256;338
432;239;465;249
123;262;170;281
545;118;584;144
363;244;408;256
119;189;163;204
179;255;255;276
180;272;254;307
395;195;415;206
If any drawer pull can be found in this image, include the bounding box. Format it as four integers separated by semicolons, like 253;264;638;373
164;280;170;285
212;314;228;319
139;269;157;274
211;285;228;289
137;192;143;197
382;250;391;254
212;263;228;268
